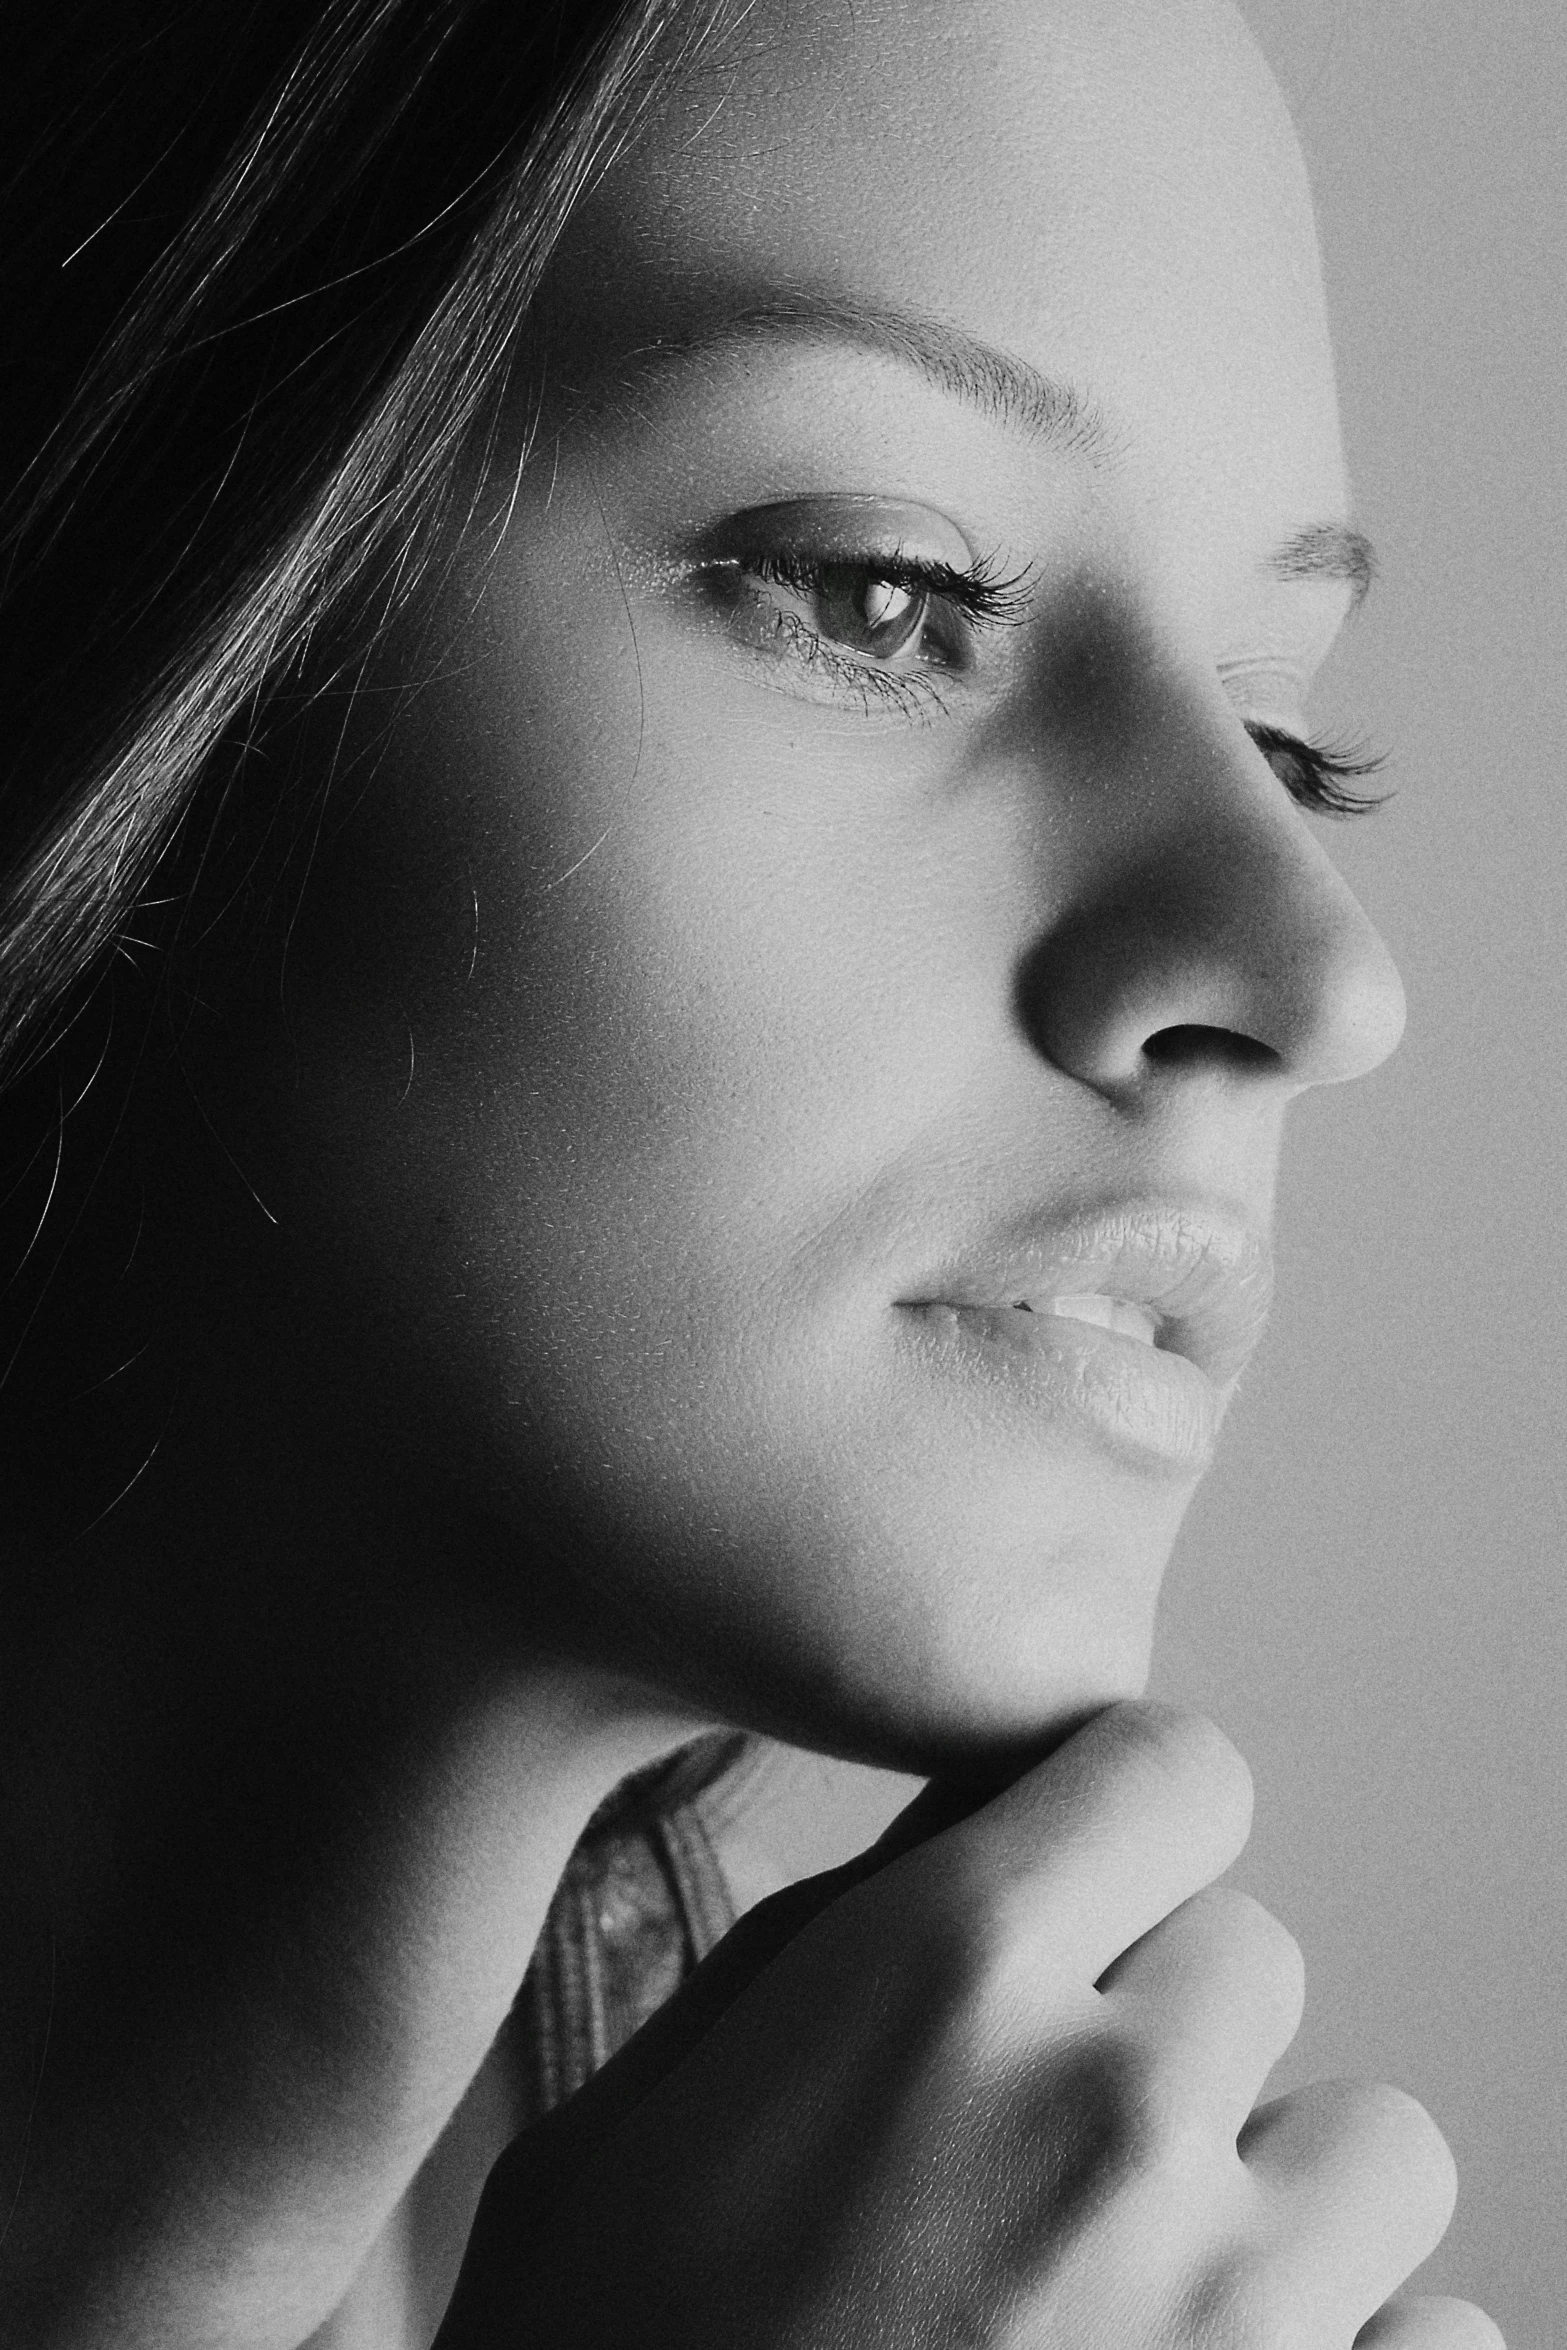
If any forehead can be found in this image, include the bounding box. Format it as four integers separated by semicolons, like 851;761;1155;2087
553;0;1349;570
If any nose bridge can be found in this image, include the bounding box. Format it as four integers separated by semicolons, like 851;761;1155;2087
1016;690;1407;1098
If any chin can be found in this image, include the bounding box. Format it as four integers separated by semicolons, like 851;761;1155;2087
797;1561;1166;1782
618;1445;1191;1783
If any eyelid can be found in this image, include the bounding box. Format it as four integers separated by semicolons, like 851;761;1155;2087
1219;663;1315;728
690;493;980;577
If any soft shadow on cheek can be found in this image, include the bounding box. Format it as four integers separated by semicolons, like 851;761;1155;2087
105;386;1240;1768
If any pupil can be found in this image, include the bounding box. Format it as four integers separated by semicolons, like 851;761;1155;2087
818;564;925;656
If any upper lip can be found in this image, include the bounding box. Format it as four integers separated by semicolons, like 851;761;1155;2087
896;1199;1274;1385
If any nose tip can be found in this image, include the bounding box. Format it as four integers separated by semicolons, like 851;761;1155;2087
1015;818;1407;1100
1300;912;1406;1085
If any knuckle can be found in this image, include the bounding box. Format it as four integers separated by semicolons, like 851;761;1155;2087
1359;2298;1507;2350
1288;2079;1459;2236
1412;2297;1509;2350
1356;2081;1459;2207
1190;1884;1304;1998
1161;1886;1305;2048
1235;1896;1306;2027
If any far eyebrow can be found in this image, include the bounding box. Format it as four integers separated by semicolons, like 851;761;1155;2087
594;289;1116;464
1266;522;1378;609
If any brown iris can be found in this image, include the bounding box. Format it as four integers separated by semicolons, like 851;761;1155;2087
812;565;928;659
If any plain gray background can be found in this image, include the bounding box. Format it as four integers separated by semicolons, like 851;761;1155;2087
730;5;1565;2342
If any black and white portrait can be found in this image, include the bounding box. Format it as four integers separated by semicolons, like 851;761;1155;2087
0;3;1556;2343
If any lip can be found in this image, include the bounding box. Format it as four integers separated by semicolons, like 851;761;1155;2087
893;1200;1273;1475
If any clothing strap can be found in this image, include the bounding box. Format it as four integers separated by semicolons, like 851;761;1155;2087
509;1793;737;2126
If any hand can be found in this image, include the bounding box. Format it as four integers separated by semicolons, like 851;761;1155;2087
433;1703;1501;2348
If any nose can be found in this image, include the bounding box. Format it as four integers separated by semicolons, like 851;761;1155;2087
1016;706;1407;1100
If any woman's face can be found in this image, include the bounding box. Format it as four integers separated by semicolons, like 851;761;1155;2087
239;0;1403;1766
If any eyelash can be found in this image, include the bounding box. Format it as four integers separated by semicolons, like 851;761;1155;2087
725;545;1034;721
1243;724;1389;818
722;549;1390;815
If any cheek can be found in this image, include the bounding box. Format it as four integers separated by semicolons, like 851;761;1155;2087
373;605;950;1298
250;588;890;1393
261;540;1044;1494
234;560;1190;1757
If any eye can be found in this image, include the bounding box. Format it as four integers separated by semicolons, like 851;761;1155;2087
747;547;1027;675
700;541;1034;722
1246;722;1389;818
803;563;930;661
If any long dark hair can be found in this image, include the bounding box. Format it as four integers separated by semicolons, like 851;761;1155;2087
0;0;743;1090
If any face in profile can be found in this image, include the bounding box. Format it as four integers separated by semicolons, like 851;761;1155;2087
221;0;1404;1769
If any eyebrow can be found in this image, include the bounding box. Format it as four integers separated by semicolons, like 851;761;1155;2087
598;289;1115;462
587;291;1377;603
1265;521;1378;610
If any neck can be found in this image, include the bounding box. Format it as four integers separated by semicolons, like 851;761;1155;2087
0;1040;717;2345
2;1326;707;2350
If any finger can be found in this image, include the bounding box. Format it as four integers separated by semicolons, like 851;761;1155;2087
461;1707;1249;2263
459;1728;1076;2185
555;1702;1246;2125
905;1701;1254;1985
1242;2079;1458;2328
1356;2293;1507;2349
1095;1884;1304;2139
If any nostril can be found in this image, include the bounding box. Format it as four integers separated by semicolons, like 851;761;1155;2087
1011;841;1402;1094
1142;1024;1279;1074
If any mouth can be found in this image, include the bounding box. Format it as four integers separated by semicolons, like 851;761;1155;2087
893;1201;1274;1474
1019;1293;1161;1347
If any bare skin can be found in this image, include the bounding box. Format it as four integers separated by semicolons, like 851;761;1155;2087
436;1708;1488;2350
0;0;1501;2343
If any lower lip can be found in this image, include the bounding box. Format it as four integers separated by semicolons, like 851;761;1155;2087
896;1303;1221;1476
